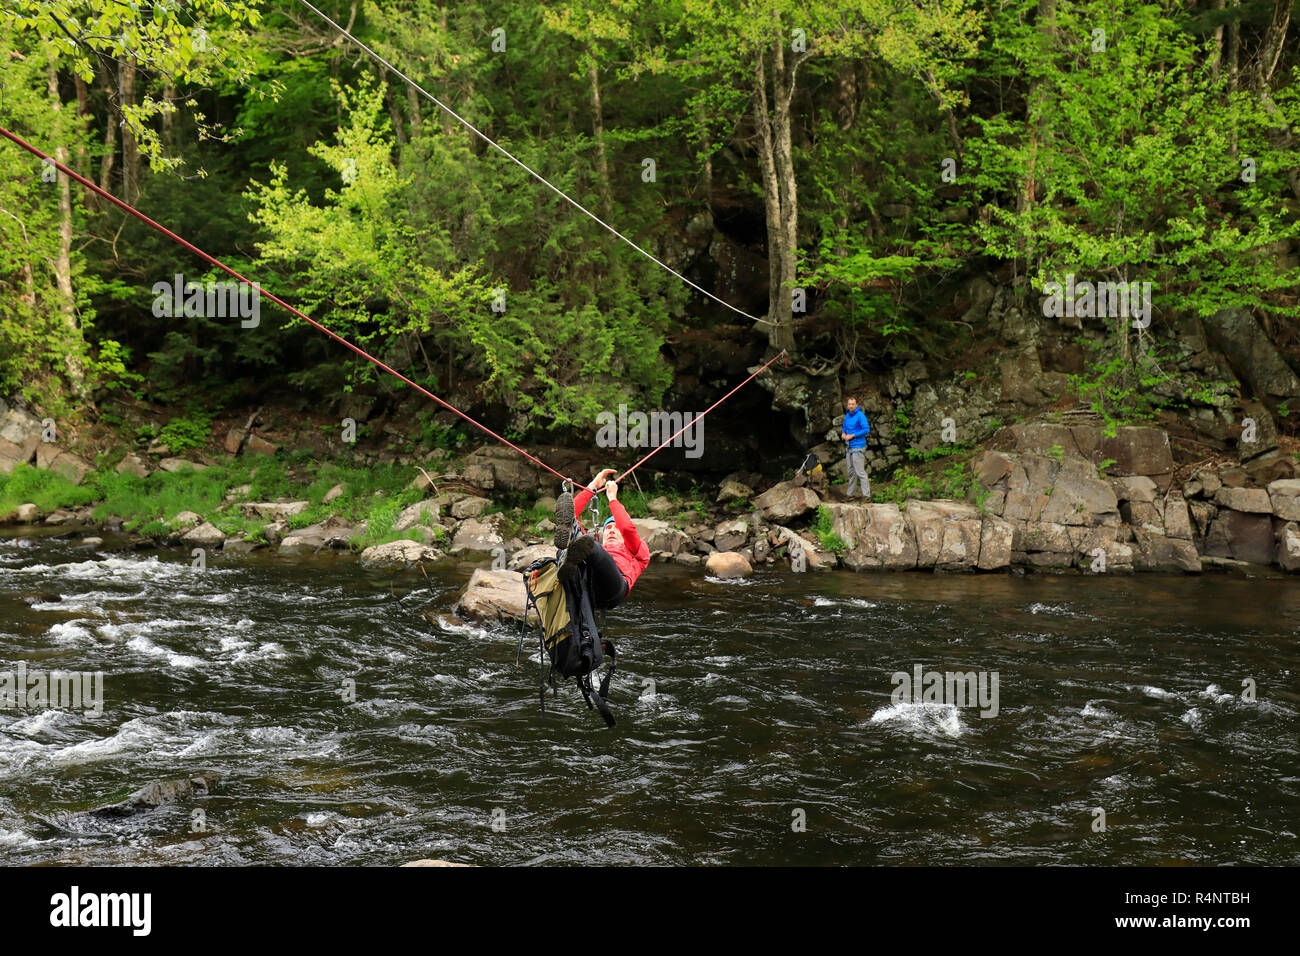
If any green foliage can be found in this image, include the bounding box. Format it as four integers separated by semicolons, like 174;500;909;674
875;460;973;504
1097;458;1118;478
0;464;98;517
810;505;846;554
158;410;214;453
1066;336;1234;437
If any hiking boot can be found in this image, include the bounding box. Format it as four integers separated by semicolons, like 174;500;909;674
558;533;596;584
554;490;575;550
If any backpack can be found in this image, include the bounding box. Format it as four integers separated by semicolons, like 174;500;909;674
517;556;617;727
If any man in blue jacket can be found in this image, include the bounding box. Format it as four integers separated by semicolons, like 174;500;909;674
841;396;871;500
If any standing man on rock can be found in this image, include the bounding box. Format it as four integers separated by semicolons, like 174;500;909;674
841;396;871;501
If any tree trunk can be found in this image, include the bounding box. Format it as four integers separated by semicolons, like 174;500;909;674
1226;0;1240;95
406;84;422;137
1209;0;1225;80
73;73;91;180
753;46;793;353
162;81;176;153
771;34;799;352
1018;0;1057;257
97;67;116;205
1254;0;1291;91
47;52;85;393
118;59;140;202
589;60;613;220
698;100;714;230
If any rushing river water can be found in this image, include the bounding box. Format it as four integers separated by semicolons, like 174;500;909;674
1;527;1298;866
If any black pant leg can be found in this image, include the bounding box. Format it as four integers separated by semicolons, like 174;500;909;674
586;542;630;609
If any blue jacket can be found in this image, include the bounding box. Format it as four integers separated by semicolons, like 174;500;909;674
843;408;870;450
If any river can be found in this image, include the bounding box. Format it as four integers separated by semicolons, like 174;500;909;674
1;527;1297;865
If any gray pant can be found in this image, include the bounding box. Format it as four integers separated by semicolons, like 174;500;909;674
845;448;870;498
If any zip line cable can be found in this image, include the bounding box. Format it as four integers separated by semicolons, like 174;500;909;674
295;0;769;326
615;350;787;484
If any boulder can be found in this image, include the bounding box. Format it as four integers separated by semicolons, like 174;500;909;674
1097;427;1175;482
240;501;310;521
449;518;505;555
1039;462;1121;527
323;484;345;504
394;500;441;540
1267;479;1300;521
246;434;277;456
1013;521;1073;554
753;481;821;521
182;522;227;548
280;517;356;553
1276;522;1300;572
673;552;703;566
631;518;691;555
705;551;753;579
905;499;982;569
360;539;441;569
1204;306;1300;399
15;503;39;523
647;495;675;515
172;510;203;528
462;446;541;493
1244;449;1296;483
453;567;529;623
35;444;93;485
716;479;754;503
1214;487;1272;514
1121;498;1163;533
0;407;42;474
771;526;834;570
88;773;220;819
507;543;554;571
1110;475;1158;503
223;426;246;455
222;538;264;554
1019;551;1075;569
823;502;917;571
450;496;490;519
1131;532;1201;573
1163;496;1194;540
713;519;749;552
1067;524;1119;558
978;517;1014;570
1206;511;1274;565
158;458;208;473
116;452;151;478
971;449;1014;489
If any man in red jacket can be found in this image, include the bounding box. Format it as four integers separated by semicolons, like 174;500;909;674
555;468;650;609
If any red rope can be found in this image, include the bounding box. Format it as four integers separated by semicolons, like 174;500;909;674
1;125;789;497
0;125;578;486
614;349;787;483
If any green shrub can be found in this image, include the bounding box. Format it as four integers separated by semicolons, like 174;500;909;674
811;505;847;554
157;411;213;453
0;464;98;516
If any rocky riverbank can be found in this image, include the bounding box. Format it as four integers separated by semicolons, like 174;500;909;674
5;391;1300;596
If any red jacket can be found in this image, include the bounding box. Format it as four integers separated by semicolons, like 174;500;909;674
573;488;651;591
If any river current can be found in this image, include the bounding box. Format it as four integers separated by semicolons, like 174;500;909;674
2;528;1297;865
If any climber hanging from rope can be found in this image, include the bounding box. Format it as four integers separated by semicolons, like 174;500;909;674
554;469;650;607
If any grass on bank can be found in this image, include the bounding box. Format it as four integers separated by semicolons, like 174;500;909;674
0;453;428;549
